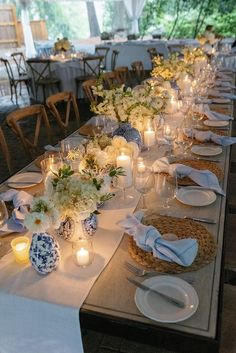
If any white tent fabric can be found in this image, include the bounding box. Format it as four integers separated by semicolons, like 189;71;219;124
21;2;37;58
123;0;146;34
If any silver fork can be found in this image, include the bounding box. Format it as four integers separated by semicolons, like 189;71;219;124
124;261;166;277
124;261;194;284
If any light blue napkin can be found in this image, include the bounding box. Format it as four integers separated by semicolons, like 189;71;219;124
0;190;32;233
118;211;198;267
200;104;232;121
152;157;225;195
185;128;236;146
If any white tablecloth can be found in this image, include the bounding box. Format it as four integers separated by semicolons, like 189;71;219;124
96;40;169;70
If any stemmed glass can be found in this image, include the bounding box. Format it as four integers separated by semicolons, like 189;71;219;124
0;200;9;246
163;124;176;156
134;167;154;210
155;174;176;209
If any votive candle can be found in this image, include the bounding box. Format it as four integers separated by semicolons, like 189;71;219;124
144;128;155;148
76;247;90;266
11;236;30;264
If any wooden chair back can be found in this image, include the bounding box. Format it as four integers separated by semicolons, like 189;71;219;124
111;50;119;71
82;79;98;103
46;91;80;134
82;56;104;77
0;126;12;173
101;71;119;89
6;105;51;158
114;66;130;85
131;61;145;83
95;47;110;70
0;58;14;83
11;52;27;76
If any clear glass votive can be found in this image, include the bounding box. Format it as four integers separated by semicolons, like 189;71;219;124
72;238;94;268
11;236;30;264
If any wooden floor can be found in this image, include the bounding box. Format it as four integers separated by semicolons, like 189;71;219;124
0;91;236;353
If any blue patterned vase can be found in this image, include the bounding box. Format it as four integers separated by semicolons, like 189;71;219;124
113;123;141;147
29;232;61;275
56;214;97;241
82;213;97;236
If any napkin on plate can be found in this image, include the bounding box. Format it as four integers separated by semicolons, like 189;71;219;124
0;190;32;233
209;90;236;100
152;157;225;195
118;211;198;267
196;104;232;121
44;145;61;152
184;128;236;146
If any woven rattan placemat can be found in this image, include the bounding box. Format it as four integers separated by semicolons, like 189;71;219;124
163;159;223;186
128;213;217;273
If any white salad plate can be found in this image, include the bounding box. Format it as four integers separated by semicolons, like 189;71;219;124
7;172;43;189
203;120;229;128
176;187;216;206
191;145;222;156
135;276;199;323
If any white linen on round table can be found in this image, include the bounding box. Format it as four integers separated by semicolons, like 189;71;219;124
96;41;169;70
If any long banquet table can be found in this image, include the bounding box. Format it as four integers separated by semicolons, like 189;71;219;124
0;98;234;352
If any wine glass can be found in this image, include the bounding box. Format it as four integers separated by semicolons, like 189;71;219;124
0;200;9;246
155;174;176;209
163;124;176;156
134;168;154;210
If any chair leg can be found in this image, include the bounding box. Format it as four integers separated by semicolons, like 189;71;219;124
42;86;46;104
14;84;18;105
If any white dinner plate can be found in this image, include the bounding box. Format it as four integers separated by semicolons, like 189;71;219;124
203;120;229;128
176;187;216;206
211;98;231;104
7;172;43;189
135;276;199;323
191;145;223;156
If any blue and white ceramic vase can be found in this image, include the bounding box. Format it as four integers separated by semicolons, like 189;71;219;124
56;213;97;241
113;122;141;147
29;232;61;275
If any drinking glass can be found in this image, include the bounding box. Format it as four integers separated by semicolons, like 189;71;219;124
134;168;154;210
0;200;9;246
155;174;176;209
163;124;176;155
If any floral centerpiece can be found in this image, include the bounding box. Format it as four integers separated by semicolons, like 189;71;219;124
66;135;139;202
54;37;72;52
151;54;193;83
91;83;168;132
183;47;208;65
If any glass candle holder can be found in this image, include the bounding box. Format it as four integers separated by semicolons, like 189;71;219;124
72;238;94;268
11;236;30;264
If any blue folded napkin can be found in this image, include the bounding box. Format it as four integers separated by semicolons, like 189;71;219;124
152;157;225;195
0;190;32;233
118;211;198;267
185;128;236;146
196;104;232;121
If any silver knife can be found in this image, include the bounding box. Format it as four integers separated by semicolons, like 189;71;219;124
127;277;185;308
159;213;216;224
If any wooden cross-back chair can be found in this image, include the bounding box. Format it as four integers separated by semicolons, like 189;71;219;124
114;66;131;86
6;105;51;159
111;50;119;71
82;79;98;103
27;59;61;103
46;91;80;135
11;52;27;76
101;71;120;89
131;61;145;84
95;47;110;70
0;57;30;104
75;55;104;98
0;126;12;173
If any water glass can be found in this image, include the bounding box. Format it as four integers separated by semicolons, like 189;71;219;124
155;174;176;209
134;167;154;210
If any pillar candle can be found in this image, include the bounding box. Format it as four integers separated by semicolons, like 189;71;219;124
116;151;132;188
144;129;155;148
